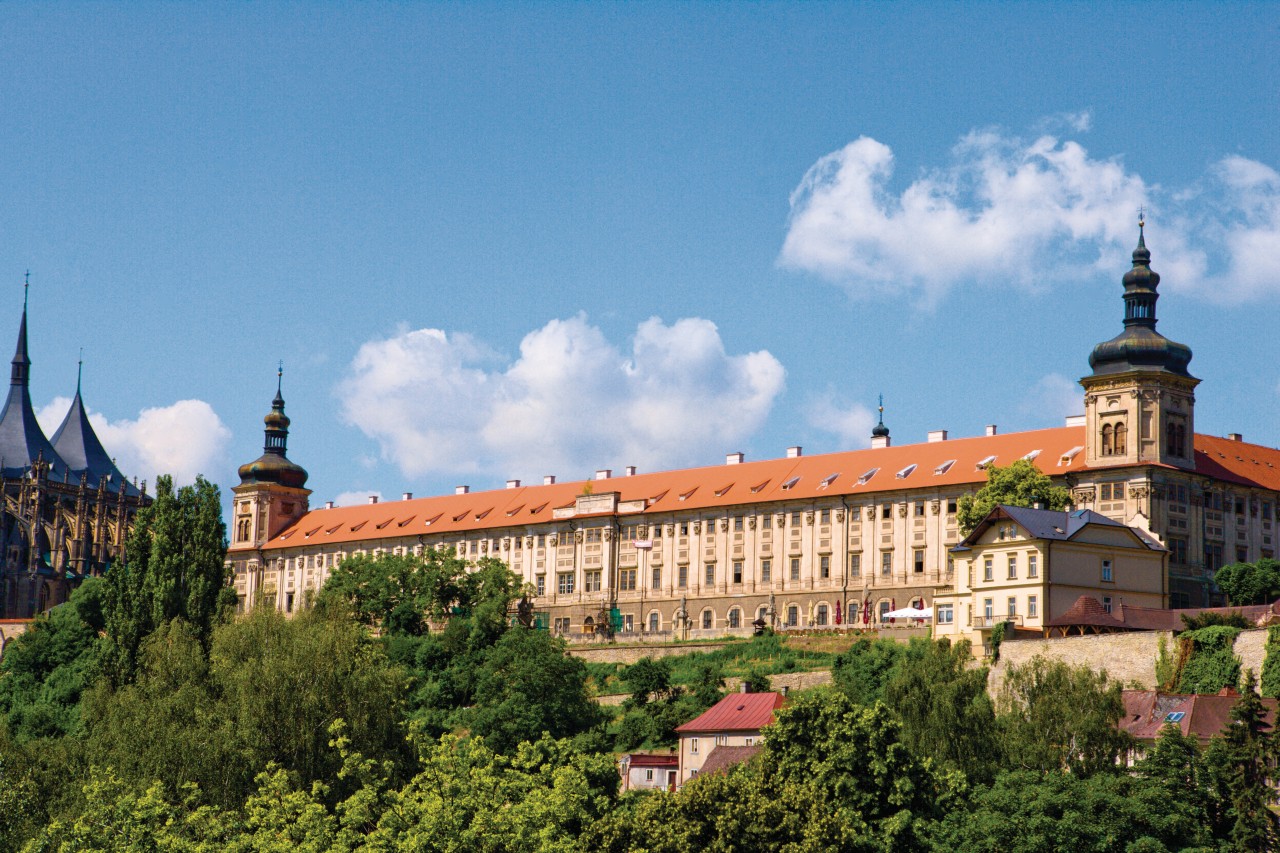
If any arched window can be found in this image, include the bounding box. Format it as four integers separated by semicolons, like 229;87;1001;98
1101;423;1114;456
816;604;829;626
1114;422;1128;455
728;608;741;628
701;609;713;629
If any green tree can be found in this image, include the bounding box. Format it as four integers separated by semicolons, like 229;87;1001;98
103;474;230;681
883;637;1000;782
0;577;107;742
1177;624;1243;694
996;655;1131;775
956;458;1071;534
1204;670;1279;852
466;627;603;754
831;635;904;705
1214;558;1280;606
621;657;678;706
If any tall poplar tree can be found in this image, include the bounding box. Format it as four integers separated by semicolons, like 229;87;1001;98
103;474;230;681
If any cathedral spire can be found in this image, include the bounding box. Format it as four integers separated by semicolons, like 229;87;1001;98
11;275;30;387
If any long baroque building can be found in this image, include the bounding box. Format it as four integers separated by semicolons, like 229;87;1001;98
0;289;148;618
228;228;1280;634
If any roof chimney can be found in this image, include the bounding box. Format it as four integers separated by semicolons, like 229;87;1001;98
1228;433;1243;442
402;492;413;501
787;446;802;458
544;475;556;486
625;466;637;477
368;495;379;504
740;681;750;694
726;452;744;465
927;429;948;443
325;501;334;510
506;479;521;489
595;469;612;480
1064;414;1086;427
455;485;469;495
985;424;998;436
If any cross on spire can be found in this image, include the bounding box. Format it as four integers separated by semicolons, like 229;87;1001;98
23;270;29;310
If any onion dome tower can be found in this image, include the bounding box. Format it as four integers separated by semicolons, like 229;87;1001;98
51;358;137;493
0;281;70;480
870;395;891;448
229;366;311;556
1081;218;1198;469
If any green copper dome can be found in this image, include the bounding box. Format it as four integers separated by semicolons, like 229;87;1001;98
1088;224;1193;378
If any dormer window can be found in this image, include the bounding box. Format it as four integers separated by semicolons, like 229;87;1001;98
976;455;997;470
856;468;879;485
895;464;916;480
819;473;839;489
1021;449;1041;461
781;476;800;491
934;459;955;475
1058;446;1083;466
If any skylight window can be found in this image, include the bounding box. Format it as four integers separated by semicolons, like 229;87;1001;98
818;473;839;489
934;459;956;475
976;455;997;470
1165;711;1186;723
781;476;800;490
856;468;879;485
1058;446;1084;466
895;464;917;480
1022;449;1041;461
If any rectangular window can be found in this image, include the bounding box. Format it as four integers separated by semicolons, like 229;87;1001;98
881;552;892;576
734;516;744;531
680;523;689;536
913;550;925;574
585;528;603;543
983;598;993;621
984;558;994;582
1238;547;1250;563
936;604;953;624
947;499;958;515
881;504;892;519
1007;596;1017;618
761;559;772;583
1102;595;1113;614
1205;543;1224;573
585;571;602;592
620;569;637;591
820;555;830;579
1168;537;1187;565
915;502;925;517
1007;555;1018;580
733;561;743;584
849;554;861;577
1101;559;1113;583
558;573;575;595
705;563;715;586
1028;595;1038;618
1265;503;1274;521
691;738;699;755
791;511;801;526
536;575;545;596
678;565;688;588
624;614;634;632
820;509;831;524
790;558;801;581
645;769;654;782
1028;554;1038;578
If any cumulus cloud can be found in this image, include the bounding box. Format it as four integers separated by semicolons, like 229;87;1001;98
780;128;1280;305
333;490;383;507
806;393;877;450
36;397;231;487
1019;374;1083;424
337;314;786;480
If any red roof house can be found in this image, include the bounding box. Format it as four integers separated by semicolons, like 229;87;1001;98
676;690;784;785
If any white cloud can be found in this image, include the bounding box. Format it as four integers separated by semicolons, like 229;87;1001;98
1019;374;1083;424
36;397;231;487
333;490;383;507
780;128;1280;305
337;314;786;481
806;393;876;450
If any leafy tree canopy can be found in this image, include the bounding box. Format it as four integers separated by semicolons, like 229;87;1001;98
1214;558;1280;607
956;458;1071;534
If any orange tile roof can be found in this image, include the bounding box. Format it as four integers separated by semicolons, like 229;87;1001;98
244;427;1280;552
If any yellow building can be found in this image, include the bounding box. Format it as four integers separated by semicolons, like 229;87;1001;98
227;228;1280;627
934;504;1167;647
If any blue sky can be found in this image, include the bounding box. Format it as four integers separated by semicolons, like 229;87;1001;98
0;4;1277;507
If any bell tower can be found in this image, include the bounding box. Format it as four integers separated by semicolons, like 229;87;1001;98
1081;219;1197;469
229;367;310;551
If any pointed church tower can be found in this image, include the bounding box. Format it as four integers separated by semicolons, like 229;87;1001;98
1081;220;1198;469
0;281;69;479
51;358;137;493
230;367;311;552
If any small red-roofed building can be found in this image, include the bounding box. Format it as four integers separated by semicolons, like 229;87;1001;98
618;751;678;792
1120;688;1278;749
675;689;784;786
